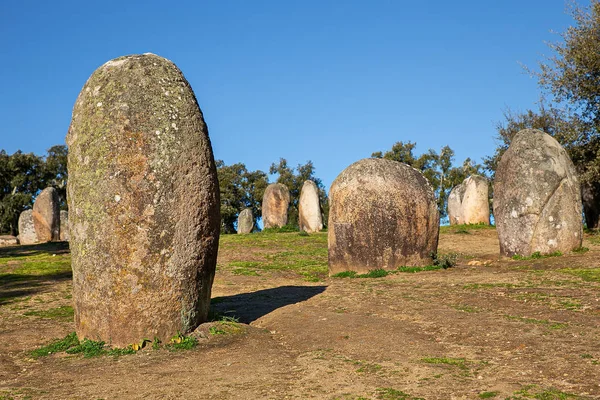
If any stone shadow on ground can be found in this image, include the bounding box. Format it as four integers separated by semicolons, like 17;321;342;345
0;241;70;259
211;285;327;324
0;241;71;305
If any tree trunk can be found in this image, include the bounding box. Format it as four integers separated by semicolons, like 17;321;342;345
582;182;600;229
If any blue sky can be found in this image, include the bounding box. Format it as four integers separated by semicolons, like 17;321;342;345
0;1;583;191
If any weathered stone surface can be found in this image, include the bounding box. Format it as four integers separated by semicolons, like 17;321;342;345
0;235;18;246
494;129;582;257
447;175;489;225
328;158;439;275
236;208;254;234
18;210;38;245
60;210;69;241
298;180;323;233
33;187;60;242
447;183;465;225
461;175;490;225
262;183;290;229
67;53;220;346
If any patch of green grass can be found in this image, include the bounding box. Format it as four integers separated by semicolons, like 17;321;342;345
463;282;518;290
572;246;589;253
431;252;458;269
208;316;245;336
332;271;358;278
479;392;499;399
512;251;562;261
66;339;107;358
298;230;310;237
421;357;468;370
23;305;74;321
558;267;600;283
231;268;260;276
167;333;198;350
220;232;328;279
375;388;424;400
355;361;383;373
440;223;494;233
261;224;298;233
332;269;389;278
508;384;580;399
397;265;443;273
505;315;568;329
30;332;80;358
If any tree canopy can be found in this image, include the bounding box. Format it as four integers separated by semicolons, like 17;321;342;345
487;1;600;228
0;145;68;235
372;141;482;219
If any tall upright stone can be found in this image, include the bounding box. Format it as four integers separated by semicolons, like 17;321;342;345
298;180;323;233
67;54;220;346
236;208;254;234
262;183;290;229
18;210;38;245
494;129;582;257
447;183;465;225
60;210;70;241
32;187;60;242
447;175;489;225
461;175;490;225
328;158;439;275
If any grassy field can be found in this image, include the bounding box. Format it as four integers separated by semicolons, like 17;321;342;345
1;227;599;399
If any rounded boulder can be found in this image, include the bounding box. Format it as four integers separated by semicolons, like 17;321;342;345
328;158;439;275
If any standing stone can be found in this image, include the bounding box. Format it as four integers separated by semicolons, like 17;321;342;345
236;208;254;234
494;129;582;257
32;187;60;242
18;210;38;245
461;175;490;225
67;54;220;346
447;175;490;225
298;180;323;233
447;183;465;225
328;158;439;275
262;183;290;229
60;210;69;241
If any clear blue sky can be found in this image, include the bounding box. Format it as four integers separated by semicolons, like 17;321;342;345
0;1;583;191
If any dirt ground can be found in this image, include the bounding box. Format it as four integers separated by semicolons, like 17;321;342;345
1;228;599;399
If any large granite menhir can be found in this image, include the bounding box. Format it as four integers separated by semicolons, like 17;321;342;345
328;158;439;275
262;183;290;229
67;53;220;347
33;187;60;242
494;129;582;257
298;180;323;233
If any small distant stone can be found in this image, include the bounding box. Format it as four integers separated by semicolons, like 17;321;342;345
262;183;290;229
60;210;69;241
448;175;489;225
298;180;323;233
32;187;60;242
18;209;38;245
236;208;254;234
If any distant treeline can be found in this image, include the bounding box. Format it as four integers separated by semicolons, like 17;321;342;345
0;146;67;235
